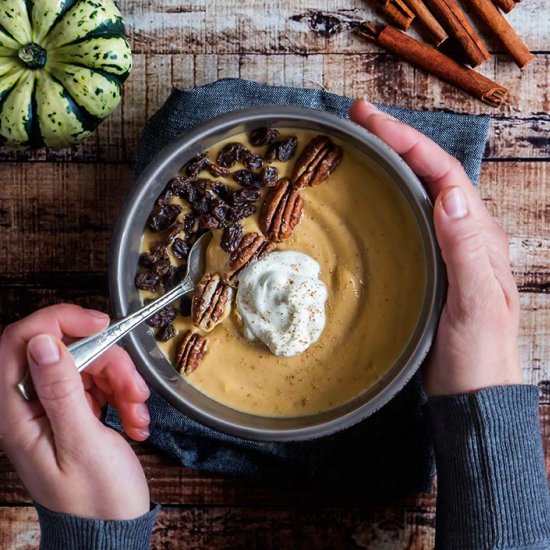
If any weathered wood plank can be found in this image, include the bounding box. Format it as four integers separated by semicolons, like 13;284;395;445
518;296;550;390
0;444;435;507
0;508;40;550
0;163;133;277
0;505;437;550
122;0;550;54
478;161;550;293
0;53;547;163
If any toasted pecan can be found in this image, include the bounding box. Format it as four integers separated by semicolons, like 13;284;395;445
292;135;343;188
225;232;276;282
192;272;234;332
259;178;304;242
175;330;208;375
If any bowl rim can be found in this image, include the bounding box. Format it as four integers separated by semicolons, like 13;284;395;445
109;105;444;441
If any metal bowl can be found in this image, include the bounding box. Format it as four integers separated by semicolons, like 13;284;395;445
109;105;444;442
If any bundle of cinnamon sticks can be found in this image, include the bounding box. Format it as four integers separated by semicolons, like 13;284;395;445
360;0;534;106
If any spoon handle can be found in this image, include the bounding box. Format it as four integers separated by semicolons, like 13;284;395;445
17;278;195;401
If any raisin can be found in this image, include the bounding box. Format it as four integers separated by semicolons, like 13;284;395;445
228;202;256;222
184;153;210;177
157;324;177;342
162;265;181;290
170;177;197;203
264;142;279;162
211;199;230;221
155;188;173;207
249;127;280;146
213;183;233;204
172;237;190;259
135;272;160;291
230;187;261;205
183;214;197;235
217;142;246;167
151;240;168;254
153;259;172;277
139;253;156;269
264;136;298;162
192;178;216;195
278;137;299;161
191;195;211;216
164;222;183;242
146;305;177;328
261;165;278;187
233;169;262;188
139;244;168;268
199;214;221;229
242;151;263;171
221;223;244;253
207;163;231;178
147;203;182;232
180;296;192;317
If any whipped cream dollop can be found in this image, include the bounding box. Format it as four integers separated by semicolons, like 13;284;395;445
236;251;328;357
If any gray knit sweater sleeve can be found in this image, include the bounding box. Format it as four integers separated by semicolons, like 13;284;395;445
427;385;550;550
36;502;159;550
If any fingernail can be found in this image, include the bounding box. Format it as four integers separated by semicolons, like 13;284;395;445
28;335;60;367
138;428;150;439
88;310;110;321
442;187;468;219
137;403;150;423
361;98;376;108
134;371;149;393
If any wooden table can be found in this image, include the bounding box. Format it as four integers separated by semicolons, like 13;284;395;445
1;1;548;547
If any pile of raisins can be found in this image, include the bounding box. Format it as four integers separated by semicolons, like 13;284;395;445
135;127;298;343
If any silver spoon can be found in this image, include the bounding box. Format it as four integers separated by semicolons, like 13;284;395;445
18;232;212;401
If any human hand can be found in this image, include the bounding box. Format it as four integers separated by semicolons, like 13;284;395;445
0;304;151;519
349;100;523;396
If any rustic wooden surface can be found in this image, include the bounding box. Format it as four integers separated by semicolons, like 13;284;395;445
0;0;549;548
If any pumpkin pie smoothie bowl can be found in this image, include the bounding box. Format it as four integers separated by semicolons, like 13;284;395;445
110;107;443;439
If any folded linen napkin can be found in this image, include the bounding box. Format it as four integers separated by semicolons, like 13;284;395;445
107;78;490;493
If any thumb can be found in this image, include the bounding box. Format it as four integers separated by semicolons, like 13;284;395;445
27;334;96;449
434;187;494;312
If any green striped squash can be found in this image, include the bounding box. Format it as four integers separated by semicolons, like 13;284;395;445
0;0;132;149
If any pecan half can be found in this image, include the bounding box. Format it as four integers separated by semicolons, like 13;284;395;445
192;272;234;332
175;330;208;375
225;232;276;281
259;178;304;242
292;135;343;188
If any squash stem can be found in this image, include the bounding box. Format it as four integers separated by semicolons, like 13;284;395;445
18;43;47;69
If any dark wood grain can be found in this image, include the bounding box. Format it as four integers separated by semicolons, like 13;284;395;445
0;505;439;550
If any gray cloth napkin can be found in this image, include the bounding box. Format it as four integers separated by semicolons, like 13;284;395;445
107;78;490;493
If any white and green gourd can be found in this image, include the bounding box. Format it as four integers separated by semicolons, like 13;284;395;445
0;0;132;149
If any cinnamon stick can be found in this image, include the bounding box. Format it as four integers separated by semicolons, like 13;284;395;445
423;0;490;67
403;0;448;46
376;0;415;30
463;0;534;68
355;22;507;107
492;0;521;13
